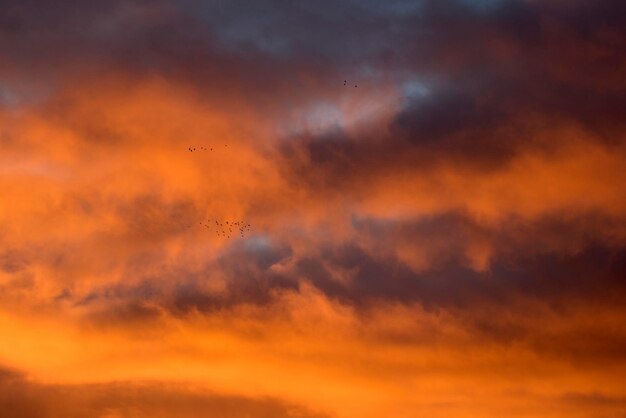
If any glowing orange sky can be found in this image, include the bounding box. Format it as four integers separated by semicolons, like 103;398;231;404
1;1;626;417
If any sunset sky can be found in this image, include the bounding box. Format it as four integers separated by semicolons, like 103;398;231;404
1;1;625;417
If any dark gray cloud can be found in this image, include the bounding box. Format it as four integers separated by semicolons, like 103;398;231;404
3;0;624;139
64;211;625;318
0;366;327;418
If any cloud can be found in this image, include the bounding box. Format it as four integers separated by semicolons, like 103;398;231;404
0;366;327;418
0;0;625;417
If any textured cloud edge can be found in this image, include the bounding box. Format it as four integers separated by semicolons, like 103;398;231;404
1;1;626;417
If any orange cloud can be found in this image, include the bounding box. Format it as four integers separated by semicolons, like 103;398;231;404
1;1;626;416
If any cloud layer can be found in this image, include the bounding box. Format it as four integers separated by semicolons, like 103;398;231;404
1;1;625;417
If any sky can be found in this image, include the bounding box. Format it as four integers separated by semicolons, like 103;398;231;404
0;0;625;417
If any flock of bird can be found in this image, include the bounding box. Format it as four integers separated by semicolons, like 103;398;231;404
184;76;353;240
183;79;355;236
183;78;356;238
183;77;355;238
163;77;357;241
188;144;229;152
188;219;253;239
185;144;251;239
